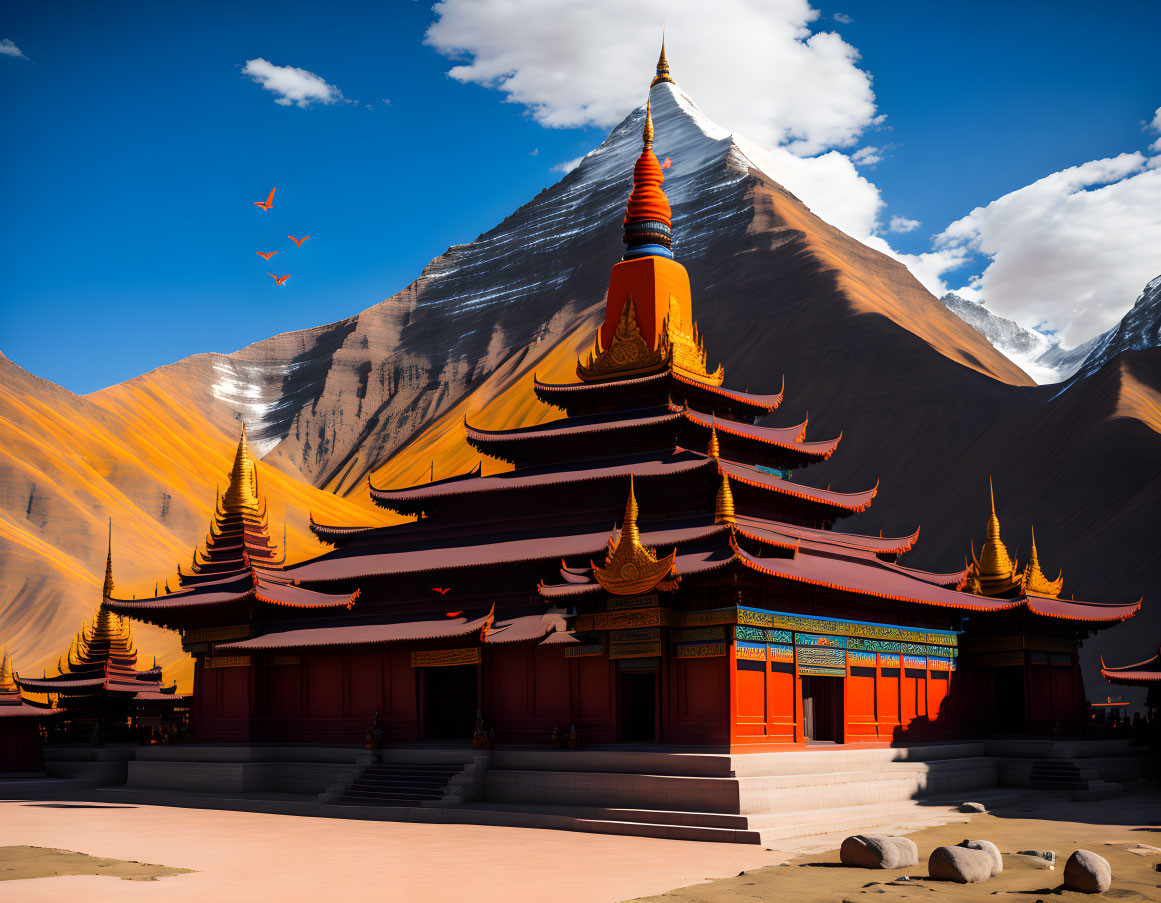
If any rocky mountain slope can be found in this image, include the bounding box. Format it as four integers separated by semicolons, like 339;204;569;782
2;82;1158;697
1072;274;1161;380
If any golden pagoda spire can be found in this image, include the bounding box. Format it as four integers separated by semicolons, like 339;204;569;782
964;478;1023;597
715;473;736;525
643;94;654;147
1022;526;1064;598
707;422;720;458
593;476;677;595
651;29;674;87
102;517;115;599
222;423;259;511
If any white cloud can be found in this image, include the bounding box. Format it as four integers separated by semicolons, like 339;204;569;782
1149;105;1161;154
833;12;853;23
552;156;584;174
913;154;1161;346
851;146;881;166
888;214;920;233
0;38;27;59
242;58;344;107
529;147;539;156
426;0;878;156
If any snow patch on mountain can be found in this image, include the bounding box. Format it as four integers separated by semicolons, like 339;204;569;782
938;293;1104;384
1072;273;1161;379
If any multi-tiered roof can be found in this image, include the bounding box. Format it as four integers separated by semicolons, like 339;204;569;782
107;55;1140;656
0;651;60;720
17;525;179;702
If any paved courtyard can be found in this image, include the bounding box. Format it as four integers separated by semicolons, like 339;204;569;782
0;800;783;902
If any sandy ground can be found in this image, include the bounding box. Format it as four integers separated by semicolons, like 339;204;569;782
633;796;1161;902
0;801;782;903
0;846;193;882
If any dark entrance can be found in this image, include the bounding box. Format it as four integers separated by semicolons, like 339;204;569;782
619;668;657;742
801;675;844;742
992;665;1026;732
421;665;477;740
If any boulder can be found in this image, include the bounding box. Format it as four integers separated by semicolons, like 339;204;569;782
958;839;1002;876
840;835;919;869
928;845;994;884
959;801;987;813
1063;850;1111;894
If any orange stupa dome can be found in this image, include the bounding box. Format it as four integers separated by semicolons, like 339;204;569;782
622;97;673;260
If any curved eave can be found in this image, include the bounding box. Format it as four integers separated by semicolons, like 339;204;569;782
721;461;877;514
253;579;361;610
532;371;784;414
464;411;680;456
538;547;738;598
0;704;63;719
1101;647;1161;674
309;515;384;544
1099;668;1160;685
732;543;1019;613
1026;596;1141;623
217;614;493;652
738;518;921;556
680;407;839;460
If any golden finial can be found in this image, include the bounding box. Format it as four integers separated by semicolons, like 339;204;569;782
966;477;1023;597
715;473;736;525
102;517;115;598
0;651;15;693
593;476;677;595
223;423;259;511
1023;526;1064;598
651;29;674;87
708;422;720;458
643;95;654;147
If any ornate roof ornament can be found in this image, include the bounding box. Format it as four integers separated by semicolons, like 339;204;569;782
593;476;678;595
707;422;720;458
651;32;674;87
577;295;723;384
643;95;655;147
102;517;115;599
0;651;17;695
1022;527;1064;598
961;478;1023;597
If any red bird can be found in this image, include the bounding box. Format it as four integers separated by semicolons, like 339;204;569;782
267;272;291;285
445;611;463;618
253;187;276;210
431;587;451;595
288;235;310;247
256;251;278;260
660;157;672;169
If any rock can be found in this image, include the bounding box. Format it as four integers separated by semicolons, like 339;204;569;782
960;801;987;813
958;839;1003;876
928;845;995;884
1017;850;1056;865
840;835;920;869
1063;850;1111;894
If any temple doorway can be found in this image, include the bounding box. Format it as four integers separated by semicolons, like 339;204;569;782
801;676;844;742
619;666;658;742
992;666;1026;732
421;665;477;740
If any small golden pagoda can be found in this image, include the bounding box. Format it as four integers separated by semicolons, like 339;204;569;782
1022;527;1064;598
593;476;677;595
962;480;1024;597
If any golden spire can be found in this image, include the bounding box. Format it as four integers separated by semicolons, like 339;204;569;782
965;478;1023;597
1022;526;1064;598
222;423;259;511
593;476;677;595
102;517;115;598
707;423;720;458
715;473;736;525
651;30;674;87
643;95;654;147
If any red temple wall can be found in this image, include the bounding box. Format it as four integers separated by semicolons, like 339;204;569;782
665;654;728;744
572;656;616;742
0;720;44;772
845;666;877;741
484;645;573;742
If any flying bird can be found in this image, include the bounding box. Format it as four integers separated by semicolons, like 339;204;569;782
445;611;463;618
256;251;278;260
267;272;291;285
253;187;276;210
431;587;451;595
661;157;672;169
288;235;310;247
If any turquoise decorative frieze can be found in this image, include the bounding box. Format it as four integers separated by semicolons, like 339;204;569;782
795;633;846;649
734;625;769;643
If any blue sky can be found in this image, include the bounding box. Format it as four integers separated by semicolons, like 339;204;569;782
1;0;1158;393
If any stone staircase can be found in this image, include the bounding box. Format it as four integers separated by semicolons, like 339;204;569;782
1027;759;1122;799
338;762;465;807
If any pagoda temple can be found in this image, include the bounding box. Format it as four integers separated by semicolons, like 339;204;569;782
0;652;61;771
105;51;1142;748
17;524;187;742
